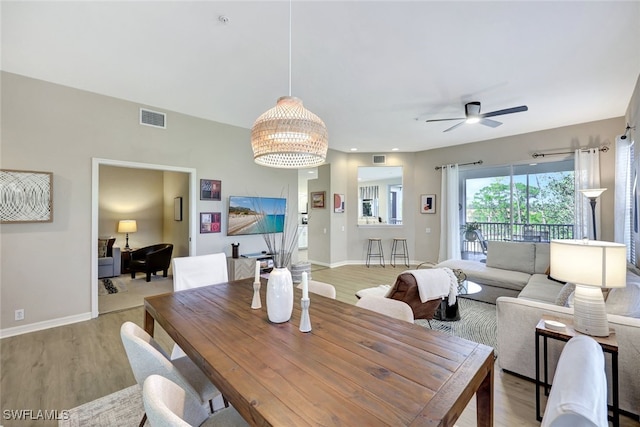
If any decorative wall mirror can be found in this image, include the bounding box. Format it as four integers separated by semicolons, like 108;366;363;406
357;166;403;225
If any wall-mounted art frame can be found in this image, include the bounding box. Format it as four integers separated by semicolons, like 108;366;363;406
420;194;436;214
200;179;221;201
334;193;345;213
200;212;221;233
0;169;53;223
174;197;183;221
311;191;326;209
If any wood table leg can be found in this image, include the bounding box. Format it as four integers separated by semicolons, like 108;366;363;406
476;361;494;427
144;310;155;336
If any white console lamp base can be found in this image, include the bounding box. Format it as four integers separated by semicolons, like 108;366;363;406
573;284;610;337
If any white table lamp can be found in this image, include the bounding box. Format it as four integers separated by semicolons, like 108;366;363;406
118;219;137;250
550;239;626;337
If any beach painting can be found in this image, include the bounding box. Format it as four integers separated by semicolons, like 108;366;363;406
227;196;286;236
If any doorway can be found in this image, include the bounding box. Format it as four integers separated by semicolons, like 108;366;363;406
90;158;197;318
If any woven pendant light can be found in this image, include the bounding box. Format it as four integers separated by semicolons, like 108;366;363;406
250;1;328;168
251;96;328;168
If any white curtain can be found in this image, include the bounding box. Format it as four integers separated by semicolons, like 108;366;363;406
438;164;460;262
614;135;634;260
574;148;601;240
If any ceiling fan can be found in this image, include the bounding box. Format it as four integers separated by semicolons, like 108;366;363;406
426;101;528;132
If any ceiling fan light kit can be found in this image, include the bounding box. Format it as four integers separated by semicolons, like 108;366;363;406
426;101;528;132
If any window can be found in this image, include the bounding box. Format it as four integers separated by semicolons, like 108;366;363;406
460;159;575;243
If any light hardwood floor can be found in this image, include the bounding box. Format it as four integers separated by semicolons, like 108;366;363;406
1;264;636;427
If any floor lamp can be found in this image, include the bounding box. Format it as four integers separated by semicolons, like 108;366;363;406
550;239;626;337
579;188;606;240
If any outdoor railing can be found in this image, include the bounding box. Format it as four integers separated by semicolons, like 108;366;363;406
469;222;574;242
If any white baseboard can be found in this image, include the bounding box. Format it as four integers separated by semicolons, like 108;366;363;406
0;312;92;339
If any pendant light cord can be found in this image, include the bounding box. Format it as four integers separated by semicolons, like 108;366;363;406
288;0;292;96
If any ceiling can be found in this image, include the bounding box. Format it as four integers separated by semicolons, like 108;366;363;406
2;1;639;153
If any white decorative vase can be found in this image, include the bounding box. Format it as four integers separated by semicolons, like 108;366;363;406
266;267;294;323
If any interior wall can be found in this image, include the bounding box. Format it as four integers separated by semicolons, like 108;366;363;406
164;171;190;259
412;117;624;264
307;164;331;265
99;166;165;248
0;72;296;334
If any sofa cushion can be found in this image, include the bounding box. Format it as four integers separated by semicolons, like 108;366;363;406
436;259;530;291
486;241;536;274
534;243;550;274
516;274;566;304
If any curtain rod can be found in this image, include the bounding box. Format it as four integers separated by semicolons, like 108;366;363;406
531;146;609;159
435;160;483;170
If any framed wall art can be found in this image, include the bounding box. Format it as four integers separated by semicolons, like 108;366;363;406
420;194;436;214
200;212;221;233
0;169;53;223
200;179;221;201
174;197;182;221
334;193;345;213
311;191;326;209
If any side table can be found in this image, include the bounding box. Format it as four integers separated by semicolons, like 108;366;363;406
121;249;133;274
535;316;619;426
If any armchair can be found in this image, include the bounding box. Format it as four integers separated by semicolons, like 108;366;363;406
129;243;174;282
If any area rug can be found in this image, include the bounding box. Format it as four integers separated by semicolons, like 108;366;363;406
415;298;497;354
59;385;143;427
97;278;128;296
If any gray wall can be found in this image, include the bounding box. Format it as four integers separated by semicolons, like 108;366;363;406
0;72;296;333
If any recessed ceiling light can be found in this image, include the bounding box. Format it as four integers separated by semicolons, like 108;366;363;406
391;148;399;151
350;148;358;151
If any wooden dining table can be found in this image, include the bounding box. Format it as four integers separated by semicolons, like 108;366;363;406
144;278;494;426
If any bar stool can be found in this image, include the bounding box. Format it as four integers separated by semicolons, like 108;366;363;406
366;238;385;268
390;238;410;268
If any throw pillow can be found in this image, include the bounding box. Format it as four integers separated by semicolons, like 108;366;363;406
555;283;575;307
98;238;109;258
486;241;535;274
606;282;640;318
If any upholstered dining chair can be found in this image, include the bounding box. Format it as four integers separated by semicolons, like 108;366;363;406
355;296;414;323
172;253;229;291
170;253;228;360
120;322;221;427
143;375;248;427
296;280;337;299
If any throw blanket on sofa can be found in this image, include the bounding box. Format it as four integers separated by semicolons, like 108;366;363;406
407;268;458;305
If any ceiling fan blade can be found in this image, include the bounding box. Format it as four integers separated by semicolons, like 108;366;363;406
480;118;502;128
481;105;528;118
443;121;465;132
426;117;466;123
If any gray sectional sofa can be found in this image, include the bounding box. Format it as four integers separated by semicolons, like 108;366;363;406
436;240;640;417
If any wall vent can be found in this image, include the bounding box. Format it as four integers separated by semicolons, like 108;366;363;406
140;108;166;129
372;155;386;165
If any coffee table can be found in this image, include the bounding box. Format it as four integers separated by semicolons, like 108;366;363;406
459;280;482;295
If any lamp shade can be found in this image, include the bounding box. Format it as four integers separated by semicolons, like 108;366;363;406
579;188;607;199
251;96;328;169
550;239;626;288
118;220;137;233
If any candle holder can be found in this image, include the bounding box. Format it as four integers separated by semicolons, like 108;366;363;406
299;297;311;332
251;281;262;309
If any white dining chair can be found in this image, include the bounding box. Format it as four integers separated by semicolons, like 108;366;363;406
172;253;229;291
143;375;248;427
355;296;414;323
171;253;228;360
120;322;221;426
296;280;337;299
